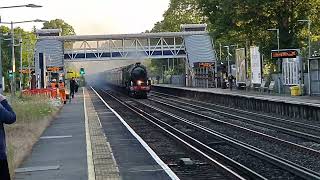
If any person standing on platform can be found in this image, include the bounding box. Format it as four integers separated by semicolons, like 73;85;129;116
0;94;16;180
50;79;57;88
58;79;67;104
228;75;234;90
50;79;58;99
74;79;79;93
70;77;76;99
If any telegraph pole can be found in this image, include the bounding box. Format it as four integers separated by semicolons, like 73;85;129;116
19;37;23;93
0;36;3;93
11;22;16;96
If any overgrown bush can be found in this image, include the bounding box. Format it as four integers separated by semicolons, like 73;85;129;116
5;95;60;178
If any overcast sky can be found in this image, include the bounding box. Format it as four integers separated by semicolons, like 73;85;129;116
0;0;170;35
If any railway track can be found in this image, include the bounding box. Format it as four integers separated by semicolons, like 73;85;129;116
143;93;320;173
150;91;320;142
148;92;320;151
92;87;265;180
93;87;320;179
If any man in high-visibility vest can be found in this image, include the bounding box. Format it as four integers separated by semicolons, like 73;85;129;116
58;80;66;104
51;79;57;88
50;79;58;99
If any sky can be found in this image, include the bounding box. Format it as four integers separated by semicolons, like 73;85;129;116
0;0;170;35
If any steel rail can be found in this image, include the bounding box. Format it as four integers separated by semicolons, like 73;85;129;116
150;94;320;143
151;91;320;131
148;97;320;154
97;88;266;180
132;98;320;180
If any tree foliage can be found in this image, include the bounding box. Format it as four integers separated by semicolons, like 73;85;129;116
199;0;320;57
148;0;320;78
1;26;37;90
151;0;205;32
42;19;76;36
151;0;320;58
0;19;76;91
42;19;76;52
148;0;204;78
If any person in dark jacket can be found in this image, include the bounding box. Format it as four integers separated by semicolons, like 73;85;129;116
228;75;234;90
70;77;76;98
0;94;16;180
74;79;79;93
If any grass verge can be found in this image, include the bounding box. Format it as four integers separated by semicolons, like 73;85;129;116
5;95;61;178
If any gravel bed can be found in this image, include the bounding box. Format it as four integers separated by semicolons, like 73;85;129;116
139;98;320;173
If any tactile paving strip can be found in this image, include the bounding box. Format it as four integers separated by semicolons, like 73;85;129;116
84;89;121;180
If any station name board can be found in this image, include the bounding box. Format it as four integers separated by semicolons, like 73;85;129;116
272;50;298;58
47;67;64;72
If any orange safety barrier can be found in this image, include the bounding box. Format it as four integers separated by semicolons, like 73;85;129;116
22;88;60;99
22;88;69;104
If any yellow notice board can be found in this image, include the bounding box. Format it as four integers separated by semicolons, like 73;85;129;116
66;70;80;79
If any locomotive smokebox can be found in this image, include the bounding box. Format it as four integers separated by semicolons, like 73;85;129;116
130;64;148;82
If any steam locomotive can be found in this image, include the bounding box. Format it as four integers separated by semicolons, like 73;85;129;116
105;63;151;98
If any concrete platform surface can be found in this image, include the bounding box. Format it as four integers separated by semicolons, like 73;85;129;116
154;84;320;107
15;92;87;180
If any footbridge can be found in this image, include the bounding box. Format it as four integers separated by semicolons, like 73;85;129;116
43;31;210;62
34;24;216;88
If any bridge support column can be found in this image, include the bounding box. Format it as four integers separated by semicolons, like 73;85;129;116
36;53;47;89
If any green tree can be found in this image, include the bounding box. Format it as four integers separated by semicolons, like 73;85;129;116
42;19;76;36
199;0;320;58
1;26;12;90
1;26;38;91
149;0;204;77
42;19;76;49
152;0;205;32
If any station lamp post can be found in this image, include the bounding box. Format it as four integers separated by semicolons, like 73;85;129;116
223;45;237;76
0;19;47;96
0;4;42;9
0;34;8;93
223;46;231;75
298;20;312;58
267;28;280;51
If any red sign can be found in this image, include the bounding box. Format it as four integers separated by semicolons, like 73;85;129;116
194;62;215;68
272;50;298;58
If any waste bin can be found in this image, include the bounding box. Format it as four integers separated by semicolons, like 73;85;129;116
290;86;300;96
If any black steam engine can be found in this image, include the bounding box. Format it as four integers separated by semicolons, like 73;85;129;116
106;63;151;98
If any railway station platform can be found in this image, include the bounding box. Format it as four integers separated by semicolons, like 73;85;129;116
15;90;88;180
15;87;176;180
152;84;320;120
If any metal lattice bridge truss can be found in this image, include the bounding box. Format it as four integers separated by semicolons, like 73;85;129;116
39;31;209;62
